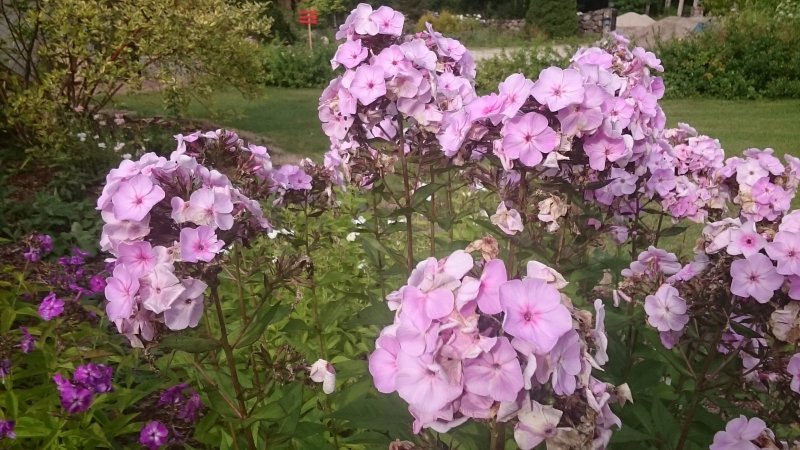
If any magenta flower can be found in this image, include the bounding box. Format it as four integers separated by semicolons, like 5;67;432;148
475;259;508;315
179;226;224;263
726;221;766;258
104;265;140;321
111;174;165;222
710;416;767;450
89;274;106;294
53;374;94;414
788;353;800;394
38;292;64;321
139;421;169;450
766;231;800;276
351;65;386;105
499;278;572;354
501;112;558;167
531;67;584;112
730;253;784;303
463;337;524;402
116;241;157;278
394;353;463;413
644;284;689;332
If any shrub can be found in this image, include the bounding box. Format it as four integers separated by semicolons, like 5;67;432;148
658;12;800;99
476;47;573;93
262;44;336;89
526;0;579;38
415;10;479;34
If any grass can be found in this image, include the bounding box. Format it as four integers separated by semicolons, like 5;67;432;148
115;88;800;158
661;99;800;156
114;88;328;157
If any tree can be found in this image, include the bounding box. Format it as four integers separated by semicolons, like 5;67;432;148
0;0;271;147
526;0;579;38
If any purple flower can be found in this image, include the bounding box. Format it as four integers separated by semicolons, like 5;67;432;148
38;292;65;321
351;65;386;105
0;420;15;439
530;67;584;112
710;416;768;450
89;274;106;294
644;284;689;332
463;337;523;402
179;226;224;263
139;421;169;450
765;231;800;276
0;359;10;380
18;327;35;353
73;363;114;393
54;377;94;415
730;253;784;303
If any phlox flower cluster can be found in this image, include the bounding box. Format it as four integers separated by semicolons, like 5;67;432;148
718;147;800;222
49;247;108;297
0;420;14;440
97;131;273;347
438;33;668;237
137;383;203;449
319;3;477;188
52;363;114;414
654;123;728;222
368;245;627;448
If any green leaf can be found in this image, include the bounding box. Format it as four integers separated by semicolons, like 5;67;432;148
14;417;50;438
411;182;444;208
235;301;281;349
659;226;689;237
160;335;220;353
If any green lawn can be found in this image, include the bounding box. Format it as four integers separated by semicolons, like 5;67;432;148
661;99;800;156
114;88;328;157
115;89;800;158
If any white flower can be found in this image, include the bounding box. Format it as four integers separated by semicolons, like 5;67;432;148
309;359;336;394
97;142;107;149
346;232;358;242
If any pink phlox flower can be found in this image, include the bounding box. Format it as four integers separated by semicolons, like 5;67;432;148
400;38;436;70
499;278;572;354
621;246;682;278
141;264;185;314
332;39;368;70
531;67;585;112
475;259;508;314
726;221;767;257
111;174;165;222
463;337;524;402
765;231;800;276
498;73;533;118
730;253;783;303
116;241;157;278
104;265;140;321
350;65;387;105
710;416;768;450
163;278;206;330
371;5;404;35
644;284;689;332
541;330;582;395
592;299;609;365
369;325;401;393
501;112;557;167
394;352;463;413
179;226;224;263
557;84;606;136
407;250;473;293
583;132;630;171
310;359;337;394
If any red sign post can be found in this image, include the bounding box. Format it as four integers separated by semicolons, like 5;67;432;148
298;9;319;50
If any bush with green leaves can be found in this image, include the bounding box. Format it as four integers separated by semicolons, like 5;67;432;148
475;46;572;93
262;44;337;89
658;11;800;99
525;0;579;38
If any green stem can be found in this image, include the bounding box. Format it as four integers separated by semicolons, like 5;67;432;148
397;115;414;274
210;283;258;450
233;243;249;325
676;330;724;450
489;421;505;450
